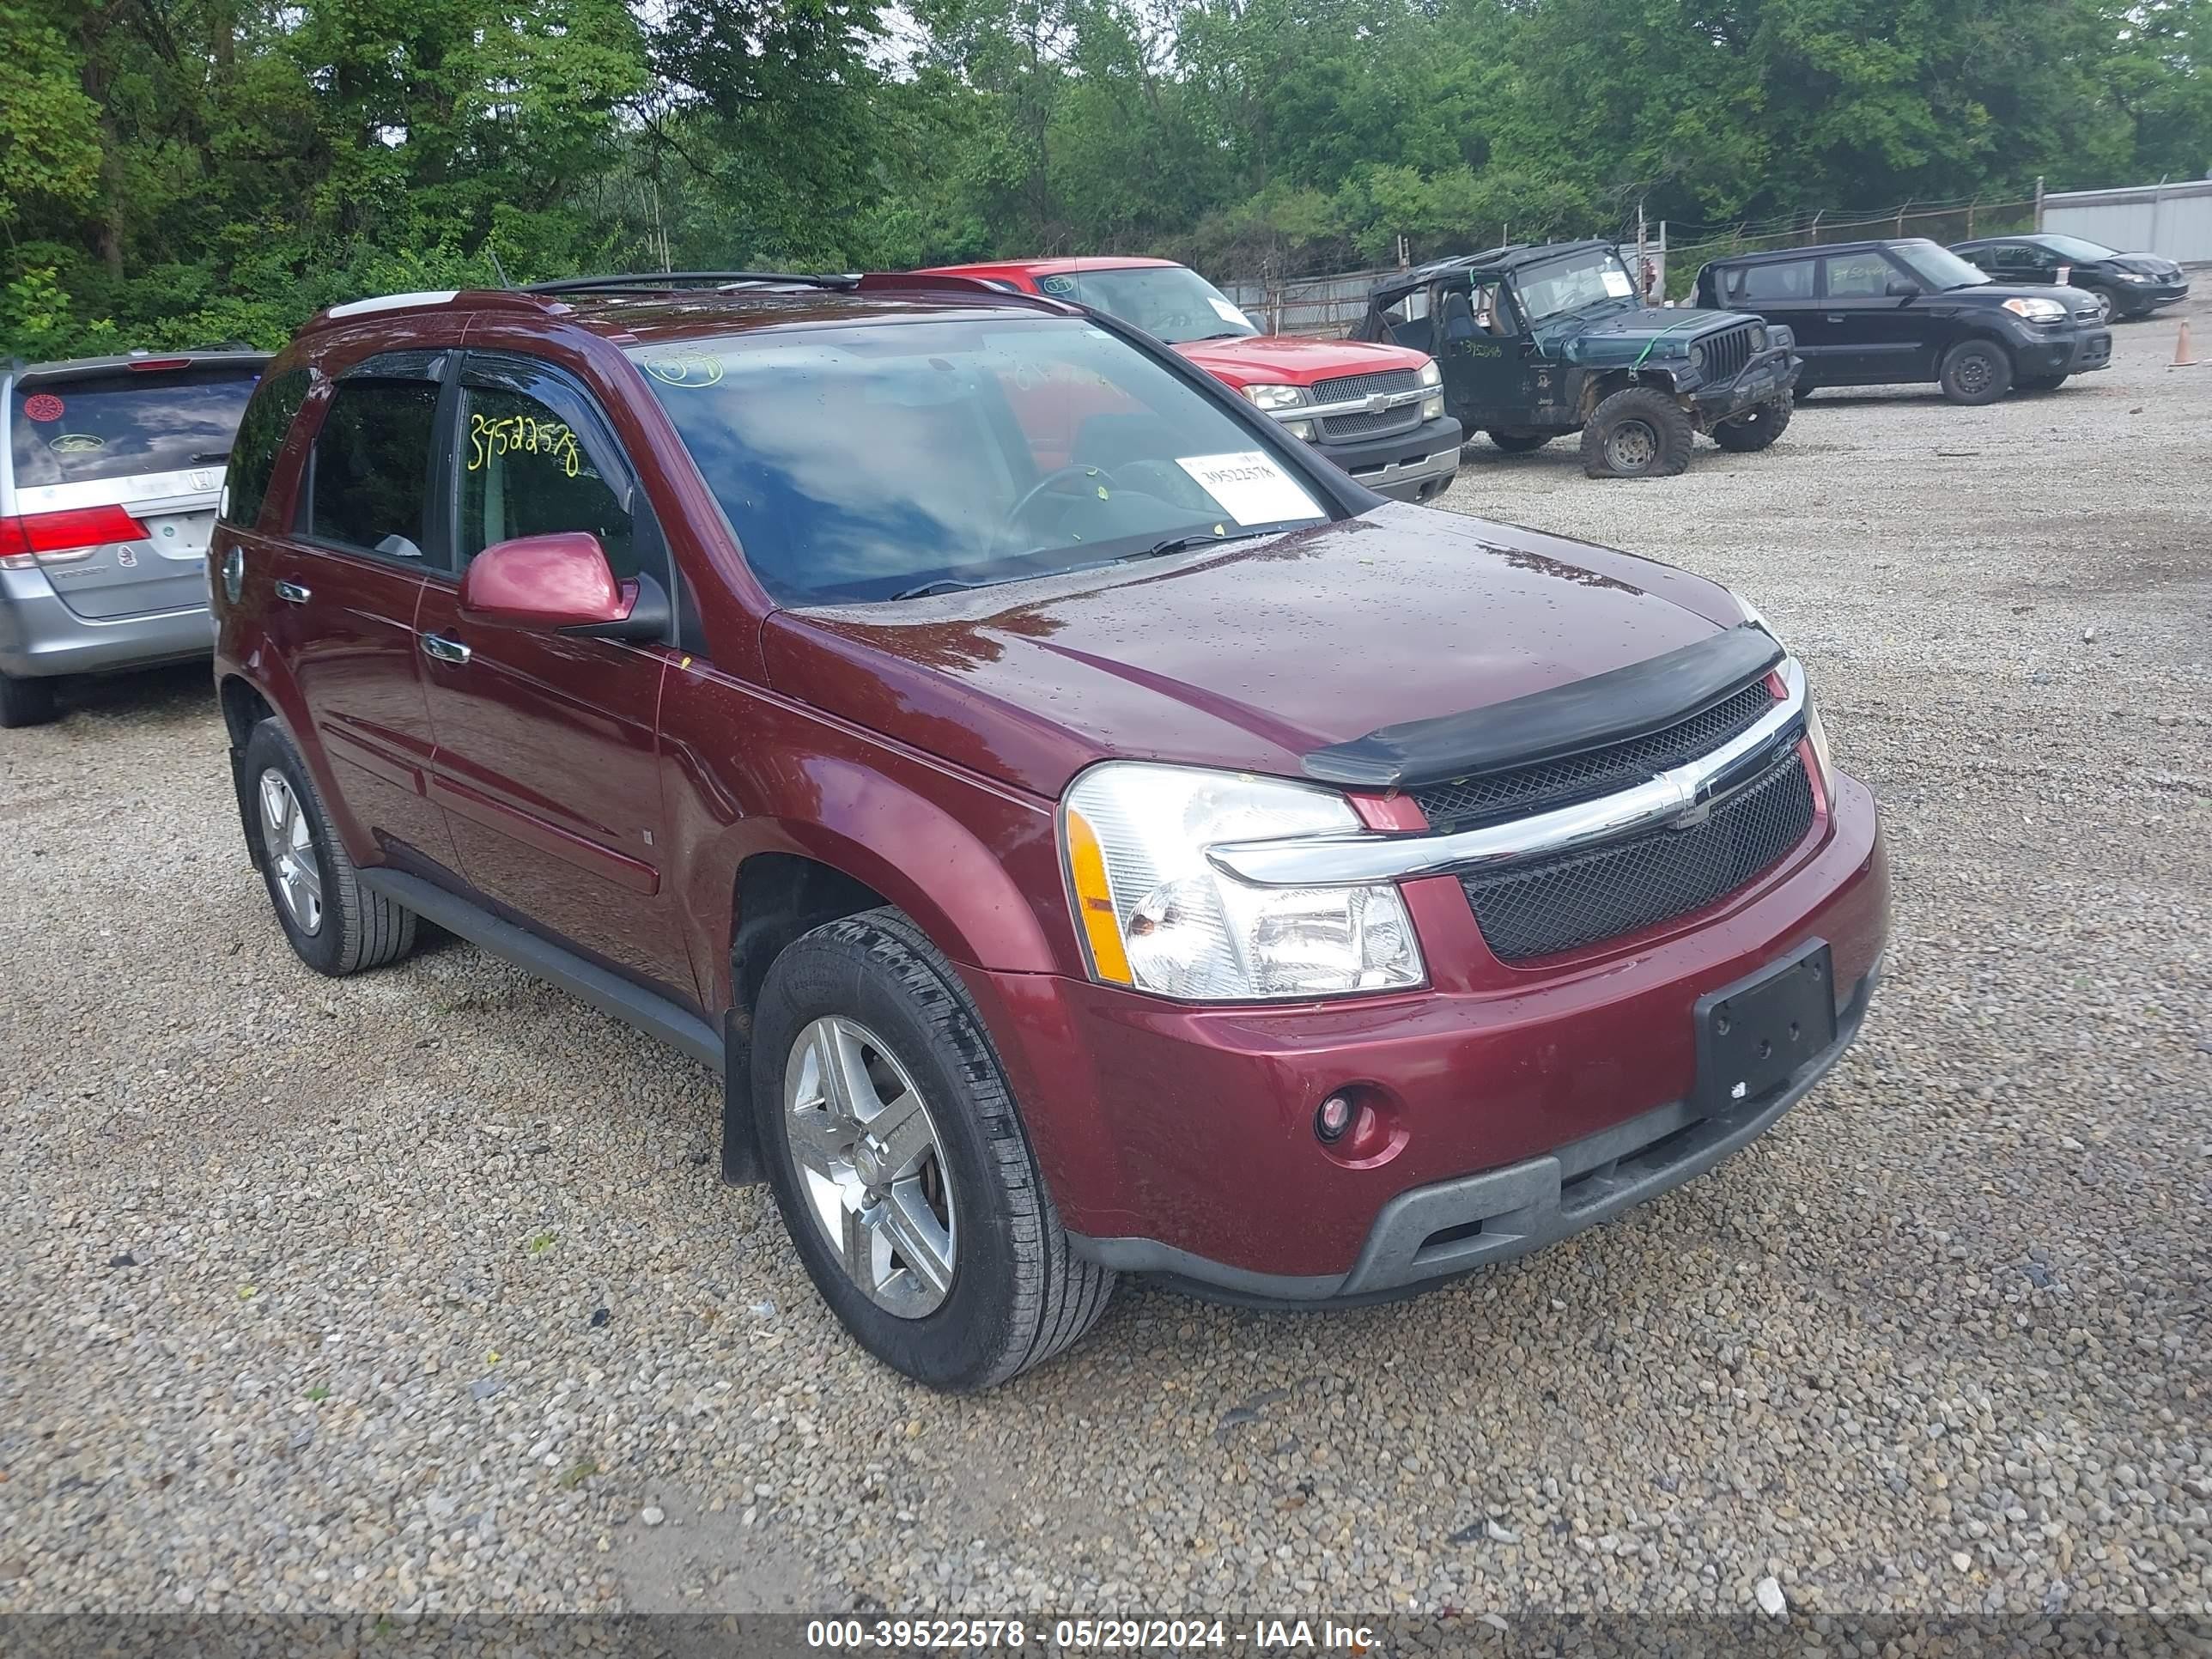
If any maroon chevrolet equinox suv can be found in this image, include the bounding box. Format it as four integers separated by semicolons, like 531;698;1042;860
211;270;1887;1390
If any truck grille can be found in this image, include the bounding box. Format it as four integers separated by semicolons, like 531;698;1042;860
1411;678;1778;834
1700;323;1754;385
1313;368;1423;441
1458;744;1815;962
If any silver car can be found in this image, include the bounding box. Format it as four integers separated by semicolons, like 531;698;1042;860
2;349;269;726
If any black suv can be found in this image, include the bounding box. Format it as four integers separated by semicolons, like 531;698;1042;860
1695;238;2112;404
1951;233;2190;324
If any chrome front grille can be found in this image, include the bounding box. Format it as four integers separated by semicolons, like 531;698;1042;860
1310;368;1423;441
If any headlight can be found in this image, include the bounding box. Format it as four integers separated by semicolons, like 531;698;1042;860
1749;324;1767;350
1243;383;1308;411
1804;702;1838;799
1421;393;1445;421
2002;296;2067;323
1060;763;1425;1001
2118;271;2151;283
1417;359;1442;387
1687;343;1706;369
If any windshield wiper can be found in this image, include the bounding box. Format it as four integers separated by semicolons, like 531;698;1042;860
890;574;1011;601
1131;528;1274;562
890;529;1274;600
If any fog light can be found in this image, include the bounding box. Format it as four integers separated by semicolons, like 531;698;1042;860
1316;1093;1355;1142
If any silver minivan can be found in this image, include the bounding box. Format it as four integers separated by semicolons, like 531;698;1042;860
2;349;269;726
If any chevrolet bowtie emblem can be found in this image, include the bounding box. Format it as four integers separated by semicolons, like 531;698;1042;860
1364;392;1389;412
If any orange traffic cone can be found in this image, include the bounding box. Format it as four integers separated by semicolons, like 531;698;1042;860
2176;319;2200;368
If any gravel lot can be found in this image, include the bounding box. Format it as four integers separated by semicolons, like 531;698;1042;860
2;297;2206;1630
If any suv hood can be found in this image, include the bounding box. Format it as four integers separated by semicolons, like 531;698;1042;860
1173;333;1431;390
1544;303;1750;362
762;502;1748;799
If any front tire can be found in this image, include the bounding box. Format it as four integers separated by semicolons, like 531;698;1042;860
1580;387;1692;478
1711;394;1793;453
1486;428;1553;453
1938;339;2013;405
0;670;59;729
754;908;1115;1391
240;719;416;976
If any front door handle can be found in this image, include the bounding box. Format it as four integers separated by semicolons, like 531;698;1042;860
274;580;312;605
420;634;471;665
1826;313;1845;323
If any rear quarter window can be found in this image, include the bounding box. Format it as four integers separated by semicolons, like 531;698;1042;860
221;368;313;531
9;364;264;489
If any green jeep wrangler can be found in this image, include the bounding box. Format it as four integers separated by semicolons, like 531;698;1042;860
1355;240;1802;478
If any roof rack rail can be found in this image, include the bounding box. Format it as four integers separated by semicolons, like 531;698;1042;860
522;270;860;295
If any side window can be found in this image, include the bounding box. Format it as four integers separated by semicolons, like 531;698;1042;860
222;368;311;530
1736;260;1814;301
457;379;636;579
1823;251;1896;298
2015;243;2060;271
305;379;441;561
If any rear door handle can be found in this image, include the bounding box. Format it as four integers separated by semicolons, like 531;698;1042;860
275;580;312;605
420;634;471;665
1826;313;1845;323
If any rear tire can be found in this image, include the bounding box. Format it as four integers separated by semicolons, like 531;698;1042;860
240;719;416;976
1938;339;2013;405
1711;394;1793;453
1486;429;1553;453
2017;373;2069;392
754;908;1115;1391
0;671;59;729
1580;388;1692;478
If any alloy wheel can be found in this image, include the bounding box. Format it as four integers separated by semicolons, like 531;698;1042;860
784;1015;957;1318
258;769;325;935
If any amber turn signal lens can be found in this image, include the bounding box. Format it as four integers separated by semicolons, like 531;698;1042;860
1062;805;1133;987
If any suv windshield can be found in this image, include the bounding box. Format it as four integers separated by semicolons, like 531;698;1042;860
1032;266;1258;345
1513;248;1638;324
1889;240;1992;292
9;362;262;489
635;316;1328;605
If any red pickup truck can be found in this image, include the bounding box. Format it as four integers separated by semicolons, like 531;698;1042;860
926;257;1462;502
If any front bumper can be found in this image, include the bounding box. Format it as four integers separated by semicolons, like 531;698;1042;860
968;773;1888;1291
1082;962;1878;1305
2019;325;2113;377
1688;347;1802;423
1310;416;1463;501
0;568;214;678
2115;279;2190;311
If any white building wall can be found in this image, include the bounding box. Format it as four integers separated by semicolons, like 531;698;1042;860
2043;179;2212;264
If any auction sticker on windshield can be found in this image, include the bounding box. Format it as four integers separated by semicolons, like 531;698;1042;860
1176;452;1322;527
1602;269;1633;297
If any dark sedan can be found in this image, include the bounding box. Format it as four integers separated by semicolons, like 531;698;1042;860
1951;233;2190;322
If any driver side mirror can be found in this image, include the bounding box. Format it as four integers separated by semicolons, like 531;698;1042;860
1885;276;1921;299
458;532;669;641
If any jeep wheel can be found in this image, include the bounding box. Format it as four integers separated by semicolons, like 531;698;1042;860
240;719;417;975
1580;388;1692;478
1938;339;2013;405
1486;429;1553;453
2017;373;2069;392
1711;395;1793;453
754;908;1115;1391
0;670;59;729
